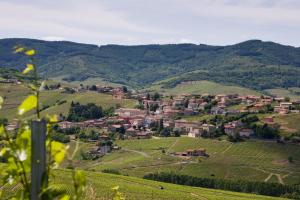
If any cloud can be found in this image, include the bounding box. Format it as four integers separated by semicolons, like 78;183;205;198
0;0;299;46
41;36;65;41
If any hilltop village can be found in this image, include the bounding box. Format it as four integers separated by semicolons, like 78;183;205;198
2;79;300;158
56;85;300;144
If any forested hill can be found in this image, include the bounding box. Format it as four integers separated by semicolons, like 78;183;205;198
1;38;300;90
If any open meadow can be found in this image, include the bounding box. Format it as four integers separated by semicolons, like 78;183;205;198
0;83;137;120
146;80;262;96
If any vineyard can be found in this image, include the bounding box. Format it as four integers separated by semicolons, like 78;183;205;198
78;137;300;185
0;167;287;200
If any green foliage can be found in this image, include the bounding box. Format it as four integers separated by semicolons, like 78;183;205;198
253;124;280;139
0;47;86;200
50;132;70;143
102;169;121;175
144;172;300;198
67;102;103;122
78;129;99;141
2;39;300;91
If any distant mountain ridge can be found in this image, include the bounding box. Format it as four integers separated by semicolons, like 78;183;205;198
1;38;300;90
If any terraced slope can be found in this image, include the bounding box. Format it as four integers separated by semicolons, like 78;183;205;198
75;137;300;185
0;168;287;200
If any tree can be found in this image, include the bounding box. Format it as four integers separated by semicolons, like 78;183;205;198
90;85;97;91
122;86;128;93
146;93;151;100
284;96;290;102
152;92;160;101
288;156;294;163
158;118;164;133
150;104;159;112
118;125;126;140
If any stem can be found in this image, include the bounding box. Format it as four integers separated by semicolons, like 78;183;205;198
3;129;30;194
31;57;40;119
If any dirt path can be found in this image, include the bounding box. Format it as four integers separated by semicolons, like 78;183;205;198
275;174;284;184
263;172;285;184
256;167;286;184
167;138;179;153
264;173;274;182
190;192;209;200
123;148;150;157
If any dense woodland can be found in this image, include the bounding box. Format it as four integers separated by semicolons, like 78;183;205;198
1;39;300;90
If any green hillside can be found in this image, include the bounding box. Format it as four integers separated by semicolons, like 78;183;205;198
265;88;300;100
69;137;300;185
0;167;286;200
146;80;261;95
1;38;300;91
0;83;137;120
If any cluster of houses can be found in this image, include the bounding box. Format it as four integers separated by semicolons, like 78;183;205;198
224;121;254;138
68;85;128;99
55;92;300;140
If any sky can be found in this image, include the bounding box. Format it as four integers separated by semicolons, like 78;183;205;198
0;0;300;46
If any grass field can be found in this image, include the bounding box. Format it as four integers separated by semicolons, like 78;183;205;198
181;114;216;122
52;76;124;88
146;80;261;96
74;137;300;185
265;88;300;101
0;83;137;121
273;114;300;136
0;167;287;200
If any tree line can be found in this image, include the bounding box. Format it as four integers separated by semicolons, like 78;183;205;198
144;172;300;199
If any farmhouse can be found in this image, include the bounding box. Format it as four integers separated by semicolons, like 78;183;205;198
142;100;160;109
274;103;292;114
175;148;207;157
202;124;216;134
239;129;254;137
224;121;244;136
188;127;202;138
174;120;202;133
112;88;125;99
115;108;147;117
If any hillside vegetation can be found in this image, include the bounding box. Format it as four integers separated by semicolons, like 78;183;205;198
70;137;300;185
0;83;137;120
1;38;300;91
146;80;261;95
0;166;287;200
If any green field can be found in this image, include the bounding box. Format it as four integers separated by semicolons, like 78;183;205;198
0;83;137;120
0;167;287;200
181;114;216;122
73;137;300;185
265;88;300;101
273;114;300;136
146;80;262;96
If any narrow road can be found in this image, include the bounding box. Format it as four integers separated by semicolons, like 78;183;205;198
264;173;274;182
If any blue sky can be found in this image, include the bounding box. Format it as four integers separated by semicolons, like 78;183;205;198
0;0;300;46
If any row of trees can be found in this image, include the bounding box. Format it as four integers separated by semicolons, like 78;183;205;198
144;172;300;198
